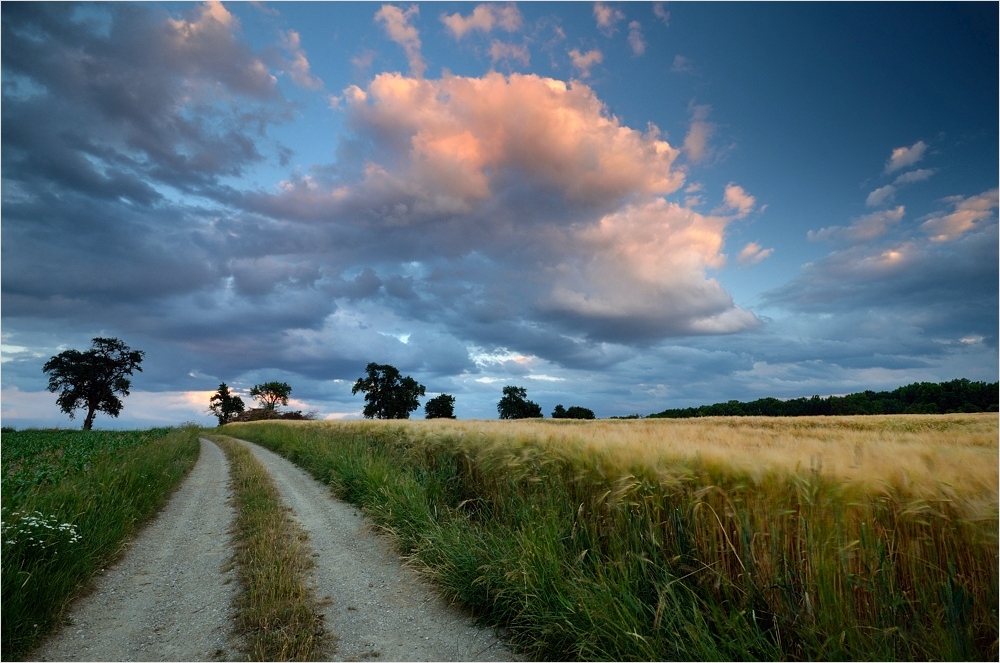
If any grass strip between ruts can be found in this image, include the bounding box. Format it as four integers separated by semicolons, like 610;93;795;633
210;435;329;662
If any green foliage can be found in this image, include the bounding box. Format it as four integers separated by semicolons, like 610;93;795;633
651;378;1000;418
41;337;145;430
497;385;543;419
352;362;426;419
226;421;998;662
1;427;200;659
249;381;292;412
552;404;595;419
424;393;456;419
208;382;246;425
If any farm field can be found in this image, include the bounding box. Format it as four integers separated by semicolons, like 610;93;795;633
226;414;999;661
1;427;201;659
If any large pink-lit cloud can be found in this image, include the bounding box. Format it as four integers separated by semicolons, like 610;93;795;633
263;71;756;342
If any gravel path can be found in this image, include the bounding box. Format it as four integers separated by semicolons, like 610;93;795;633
233;437;513;662
28;436;515;662
30;438;239;662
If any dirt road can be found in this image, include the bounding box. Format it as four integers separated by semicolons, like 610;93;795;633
29;437;513;662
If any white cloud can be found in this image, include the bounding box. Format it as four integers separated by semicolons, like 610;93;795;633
594;2;625;36
682;104;713;163
375;4;425;78
866;184;896;207
568;48;603;79
670;54;693;73
737;242;774;266
885;140;928;173
490;40;530;67
809;206;906;242
628;21;646;55
723;183;756;218
893;168;935;185
440;3;522;39
653;3;670;26
280;30;322;90
920;188;998;242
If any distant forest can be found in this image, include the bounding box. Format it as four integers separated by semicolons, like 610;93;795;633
649;379;999;418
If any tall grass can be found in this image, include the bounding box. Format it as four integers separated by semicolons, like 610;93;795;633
226;416;998;661
211;435;328;661
1;427;201;659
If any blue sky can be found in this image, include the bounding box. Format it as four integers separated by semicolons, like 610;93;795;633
2;2;997;428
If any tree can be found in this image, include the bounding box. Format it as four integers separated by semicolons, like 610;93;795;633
497;385;543;419
208;382;245;426
42;337;145;430
424;394;456;419
352;363;425;419
249;381;292;412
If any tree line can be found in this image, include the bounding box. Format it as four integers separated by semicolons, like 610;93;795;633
649;379;999;418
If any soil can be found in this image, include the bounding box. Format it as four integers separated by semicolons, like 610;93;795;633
28;437;514;662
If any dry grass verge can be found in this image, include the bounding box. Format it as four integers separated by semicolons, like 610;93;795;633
211;435;328;661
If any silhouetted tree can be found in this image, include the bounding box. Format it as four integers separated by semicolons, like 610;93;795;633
497;385;543;419
424;393;456;419
208;382;245;425
42;337;144;430
352;362;425;419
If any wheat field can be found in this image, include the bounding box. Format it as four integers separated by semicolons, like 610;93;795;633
229;414;998;660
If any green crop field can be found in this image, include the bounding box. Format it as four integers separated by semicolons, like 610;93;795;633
1;427;201;659
226;415;998;661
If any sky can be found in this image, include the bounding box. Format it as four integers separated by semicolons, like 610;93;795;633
2;1;997;428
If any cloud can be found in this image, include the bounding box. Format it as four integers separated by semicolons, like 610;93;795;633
593;3;625;36
440;3;522;39
723;183;756;218
279;30;323;89
628;21;646;56
252;71;758;346
866;184;896;207
884;140;928;173
568;48;604;79
670;55;694;73
490;40;530;67
737;242;774;266
375;4;425;78
809;206;905;242
893;168;935;185
682;104;714;163
653;3;670;26
920;188;998;242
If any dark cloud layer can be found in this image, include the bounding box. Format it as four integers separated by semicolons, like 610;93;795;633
2;3;996;425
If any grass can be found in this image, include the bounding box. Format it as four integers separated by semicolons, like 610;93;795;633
1;427;201;659
224;415;998;661
211;435;329;661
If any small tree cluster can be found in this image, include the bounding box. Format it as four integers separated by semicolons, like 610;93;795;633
497;385;543;419
352;363;425;419
424;393;456;419
552;404;595;419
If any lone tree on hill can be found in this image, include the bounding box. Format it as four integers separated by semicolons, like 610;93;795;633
352;362;425;419
42;337;145;430
424;393;456;419
497;385;543;419
249;381;292;412
208;382;245;425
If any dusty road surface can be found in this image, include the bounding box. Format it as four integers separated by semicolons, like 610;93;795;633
30;438;239;662
28;436;515;662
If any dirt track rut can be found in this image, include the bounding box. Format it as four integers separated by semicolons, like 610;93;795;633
29;436;513;662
